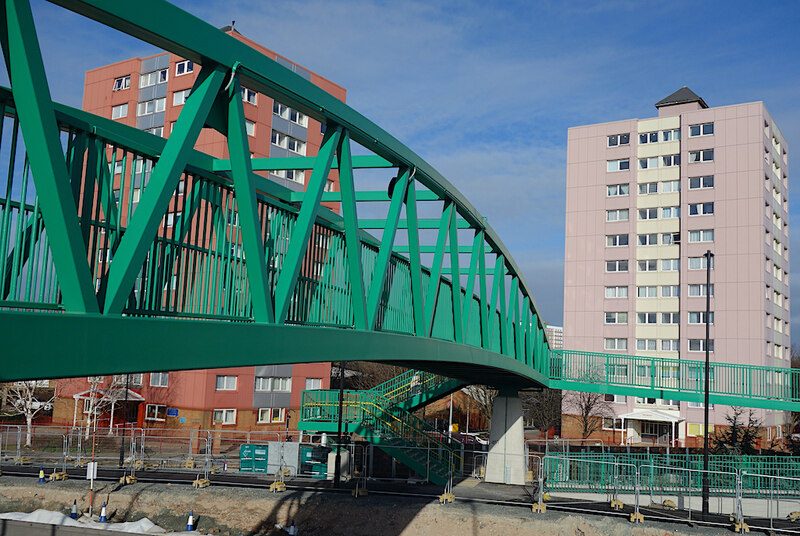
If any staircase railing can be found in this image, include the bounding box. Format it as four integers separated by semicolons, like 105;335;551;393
371;370;455;405
301;389;462;473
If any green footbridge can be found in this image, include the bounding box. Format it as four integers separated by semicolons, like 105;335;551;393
1;0;799;419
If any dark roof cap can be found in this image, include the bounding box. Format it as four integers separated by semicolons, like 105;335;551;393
655;87;708;109
219;25;242;35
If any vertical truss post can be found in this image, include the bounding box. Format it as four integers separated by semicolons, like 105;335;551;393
226;76;274;323
477;237;489;349
404;178;425;336
366;167;410;330
104;65;226;314
530;312;539;369
336;131;367;330
0;0;98;312
508;277;519;359
461;230;482;338
424;202;454;337
448;209;463;344
520;296;529;363
274;126;341;323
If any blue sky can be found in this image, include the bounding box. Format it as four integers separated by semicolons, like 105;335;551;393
5;0;800;340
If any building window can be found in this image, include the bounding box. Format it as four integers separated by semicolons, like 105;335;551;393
606;208;629;222
689;339;714;352
661;259;680;271
165;212;182;228
689;149;714;163
173;89;191;106
175;60;194;76
638;233;658;246
605;260;628;272
689;122;714;137
689;256;714;270
661;285;680;298
608;365;628;378
145;126;163;137
689;175;714;189
638;183;658;195
215;375;237;391
254;376;291;392
241;86;257;105
607;133;630;147
257;408;271;423
661;180;680;193
605;312;628;324
606;234;629;247
688;402;714;409
661;339;679;351
604;338;627;351
661;312;680;324
605;286;628;298
607;159;630;172
638;157;659;170
637;312;657;324
638;208;658;220
113;75;130;91
637;259;657;272
607;184;629;197
636;397;656;405
150;372;169;387
662;154;680;167
689;202;714;216
687;423;715;436
603;417;624;430
637;286;657;298
639;132;659;144
662;129;680;142
270;408;286;423
637;339;657;351
661;232;680;245
136;98;166;116
689;311;714;324
245;120;255;137
661;206;680;219
113;373;143;387
111;103;128;119
145;404;166;421
139;68;168;88
688;229;714;243
305;378;323;390
688;284;714;297
213;408;236;425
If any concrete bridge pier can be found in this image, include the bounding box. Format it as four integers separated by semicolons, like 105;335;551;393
484;391;526;485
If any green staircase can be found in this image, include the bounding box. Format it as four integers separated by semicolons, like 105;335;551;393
299;371;464;485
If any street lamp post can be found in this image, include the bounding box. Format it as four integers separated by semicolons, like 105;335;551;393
702;249;714;518
118;374;130;469
334;361;346;488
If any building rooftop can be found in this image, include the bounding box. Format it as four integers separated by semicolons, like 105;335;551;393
655;86;708;109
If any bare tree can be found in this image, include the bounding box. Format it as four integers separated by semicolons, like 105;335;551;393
521;388;562;434
464;385;498;424
563;389;612;439
2;381;55;447
348;362;408;390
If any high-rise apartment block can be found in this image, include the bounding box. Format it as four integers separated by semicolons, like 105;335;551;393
52;28;345;432
564;88;789;447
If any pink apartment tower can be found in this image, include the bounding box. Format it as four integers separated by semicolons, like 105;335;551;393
564;88;789;447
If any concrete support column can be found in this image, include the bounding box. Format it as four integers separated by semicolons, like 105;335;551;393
485;394;525;485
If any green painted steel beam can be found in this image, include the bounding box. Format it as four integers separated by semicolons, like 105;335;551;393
0;0;98;313
213;154;394;173
441;267;496;275
309;189;440;204
393;244;495;254
226;76;274;323
274;127;340;323
0;310;551;388
359;218;471;230
103;66;226;314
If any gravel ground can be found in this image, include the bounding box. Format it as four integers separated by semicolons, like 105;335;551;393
0;476;732;535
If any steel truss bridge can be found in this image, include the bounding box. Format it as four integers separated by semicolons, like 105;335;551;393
0;0;798;422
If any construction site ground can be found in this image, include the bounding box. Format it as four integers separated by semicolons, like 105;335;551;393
0;471;745;535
